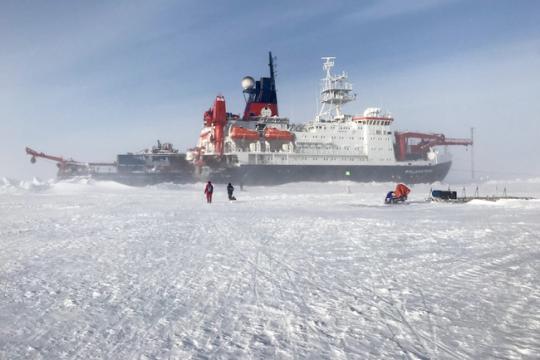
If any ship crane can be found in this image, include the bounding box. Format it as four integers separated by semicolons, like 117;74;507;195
203;96;227;157
25;147;115;178
394;132;473;161
26;147;77;167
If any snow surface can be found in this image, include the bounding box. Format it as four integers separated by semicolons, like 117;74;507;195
1;177;539;359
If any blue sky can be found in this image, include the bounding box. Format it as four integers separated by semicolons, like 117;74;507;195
1;0;539;180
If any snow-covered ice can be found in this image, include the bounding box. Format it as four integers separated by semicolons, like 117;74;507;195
1;178;539;359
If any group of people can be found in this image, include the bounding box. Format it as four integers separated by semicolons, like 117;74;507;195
205;181;410;204
204;181;236;203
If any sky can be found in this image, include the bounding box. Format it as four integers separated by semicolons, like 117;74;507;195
1;0;539;181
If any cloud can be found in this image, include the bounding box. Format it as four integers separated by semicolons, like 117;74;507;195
346;0;458;22
0;0;181;84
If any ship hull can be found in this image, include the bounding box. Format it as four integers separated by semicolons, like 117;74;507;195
203;161;452;185
58;161;450;186
57;151;196;186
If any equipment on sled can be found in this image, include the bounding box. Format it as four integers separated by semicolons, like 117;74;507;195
431;190;457;201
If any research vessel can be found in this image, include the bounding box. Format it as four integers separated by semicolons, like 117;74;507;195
26;53;472;186
187;53;472;185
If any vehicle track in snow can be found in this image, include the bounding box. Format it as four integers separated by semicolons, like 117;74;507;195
1;182;539;359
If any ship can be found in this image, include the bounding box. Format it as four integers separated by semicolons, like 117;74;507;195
25;141;194;186
187;53;473;185
26;53;472;186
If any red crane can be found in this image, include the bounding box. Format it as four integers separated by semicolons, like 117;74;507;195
25;147;77;166
203;96;227;156
394;132;473;161
25;147;115;178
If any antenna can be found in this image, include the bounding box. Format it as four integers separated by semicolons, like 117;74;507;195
321;57;336;78
269;51;276;81
470;127;475;180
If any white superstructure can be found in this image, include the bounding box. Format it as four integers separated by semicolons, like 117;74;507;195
194;57;442;167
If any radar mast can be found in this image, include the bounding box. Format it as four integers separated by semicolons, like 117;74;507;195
317;57;356;122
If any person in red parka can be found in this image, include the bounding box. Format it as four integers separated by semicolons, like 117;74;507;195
204;181;214;203
385;183;411;204
393;183;411;201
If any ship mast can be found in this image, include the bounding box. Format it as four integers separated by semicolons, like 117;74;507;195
317;57;356;122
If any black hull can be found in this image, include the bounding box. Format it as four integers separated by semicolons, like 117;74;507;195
57;151;196;186
204;161;452;185
60;161;451;186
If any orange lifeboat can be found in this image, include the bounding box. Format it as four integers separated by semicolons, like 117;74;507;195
264;127;294;141
230;126;259;141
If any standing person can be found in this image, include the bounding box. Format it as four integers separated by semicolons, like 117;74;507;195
227;183;236;200
204;181;214;203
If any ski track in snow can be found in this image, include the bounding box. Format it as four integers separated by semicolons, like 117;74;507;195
1;179;539;359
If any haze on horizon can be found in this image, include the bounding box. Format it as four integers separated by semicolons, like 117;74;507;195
1;0;539;181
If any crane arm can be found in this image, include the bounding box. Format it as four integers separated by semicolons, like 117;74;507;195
440;137;473;146
25;146;85;166
394;132;473;161
26;147;115;167
26;147;67;163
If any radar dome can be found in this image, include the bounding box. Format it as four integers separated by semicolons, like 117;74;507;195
241;76;255;90
363;107;382;117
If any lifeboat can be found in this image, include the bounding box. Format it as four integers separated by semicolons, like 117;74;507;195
264;127;294;142
230;126;259;141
